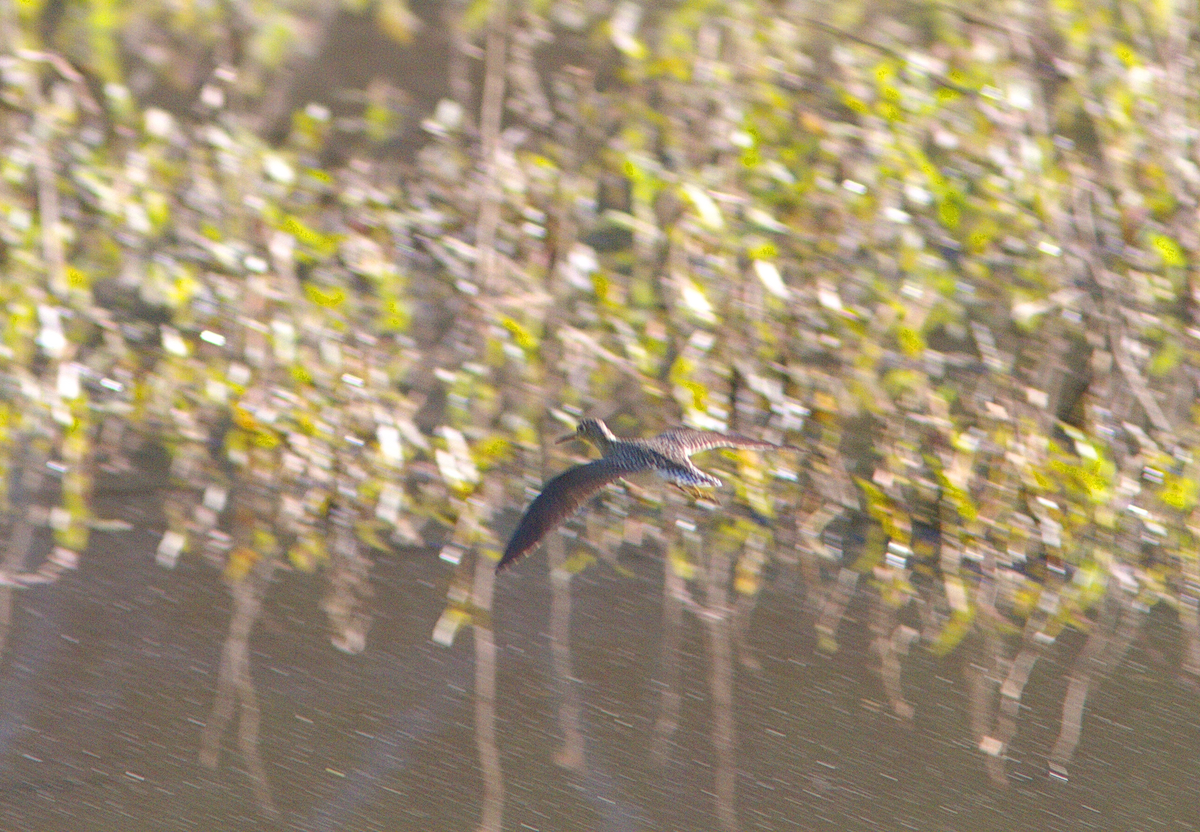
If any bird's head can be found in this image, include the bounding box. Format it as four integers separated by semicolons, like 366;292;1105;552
556;417;615;450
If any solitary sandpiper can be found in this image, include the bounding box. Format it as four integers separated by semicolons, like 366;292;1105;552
496;417;786;572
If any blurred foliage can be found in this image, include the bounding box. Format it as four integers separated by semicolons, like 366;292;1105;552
1;0;1199;774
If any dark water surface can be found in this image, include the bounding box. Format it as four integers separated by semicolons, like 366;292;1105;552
1;490;1197;832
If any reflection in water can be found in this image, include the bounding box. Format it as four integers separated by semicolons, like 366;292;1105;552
302;573;478;832
471;545;504;832
547;533;586;772
470;3;508;825
1048;582;1139;780
701;543;738;832
816;567;860;655
651;504;742;831
0;445;47;657
199;554;279;817
0;443;78;792
544;529;649;830
650;535;683;767
0;394;1191;832
0;574;64;782
471;488;504;832
0;478;1197;830
869;589;919;722
1180;554;1200;679
0;445;80;630
322;502;376;655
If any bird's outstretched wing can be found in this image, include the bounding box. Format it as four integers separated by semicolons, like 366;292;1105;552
497;458;630;572
651;427;781;455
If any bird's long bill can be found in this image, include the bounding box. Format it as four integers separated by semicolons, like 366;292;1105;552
554;432;576;444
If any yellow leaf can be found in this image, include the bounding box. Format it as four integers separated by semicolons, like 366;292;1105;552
224;546;258;582
1149;233;1186;267
356;521;390;551
562;551;595;574
289;539;325;572
929;607;975;656
376;0;417;43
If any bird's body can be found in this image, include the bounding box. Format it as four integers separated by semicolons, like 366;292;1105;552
496;418;783;572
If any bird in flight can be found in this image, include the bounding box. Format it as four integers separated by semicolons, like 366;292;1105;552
496;418;786;572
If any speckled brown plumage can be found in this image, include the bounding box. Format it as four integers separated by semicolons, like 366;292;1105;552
496;418;785;572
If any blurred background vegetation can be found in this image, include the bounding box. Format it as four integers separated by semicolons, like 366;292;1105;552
1;0;1198;827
